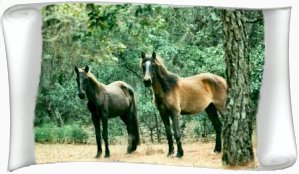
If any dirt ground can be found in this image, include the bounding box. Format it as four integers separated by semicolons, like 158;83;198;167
35;142;258;169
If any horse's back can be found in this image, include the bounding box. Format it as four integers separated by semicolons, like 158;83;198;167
105;81;134;117
197;73;227;111
179;73;227;112
107;81;134;95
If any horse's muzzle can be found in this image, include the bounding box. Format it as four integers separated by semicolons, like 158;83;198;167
78;93;85;99
143;79;152;87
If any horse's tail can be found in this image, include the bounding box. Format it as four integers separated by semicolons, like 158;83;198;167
127;87;141;146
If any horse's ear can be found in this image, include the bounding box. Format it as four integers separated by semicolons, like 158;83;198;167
152;51;156;59
141;52;145;59
84;65;89;73
74;66;79;73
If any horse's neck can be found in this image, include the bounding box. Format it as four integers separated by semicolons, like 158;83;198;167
152;65;178;96
85;77;106;102
152;80;165;97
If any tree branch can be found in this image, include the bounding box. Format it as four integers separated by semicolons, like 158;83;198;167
114;52;142;79
122;63;142;79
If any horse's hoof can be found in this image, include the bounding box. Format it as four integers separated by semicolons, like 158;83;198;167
127;146;137;154
127;149;136;154
104;153;110;158
95;153;102;158
176;152;184;158
214;150;221;154
167;151;175;157
214;149;221;153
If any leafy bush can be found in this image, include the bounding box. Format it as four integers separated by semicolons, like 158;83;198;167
35;123;89;144
35;123;56;143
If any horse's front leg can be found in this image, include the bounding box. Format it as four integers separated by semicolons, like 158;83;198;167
160;111;174;156
91;114;102;158
102;110;110;158
170;112;184;158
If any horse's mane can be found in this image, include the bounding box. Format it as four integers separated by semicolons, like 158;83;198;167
87;72;100;85
84;70;106;92
154;56;166;68
154;56;179;93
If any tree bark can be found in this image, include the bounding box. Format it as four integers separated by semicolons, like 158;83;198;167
221;10;254;165
150;129;154;143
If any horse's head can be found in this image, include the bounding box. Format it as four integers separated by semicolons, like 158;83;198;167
140;51;157;87
74;65;90;99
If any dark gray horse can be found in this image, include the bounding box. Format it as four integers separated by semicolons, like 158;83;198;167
75;65;140;158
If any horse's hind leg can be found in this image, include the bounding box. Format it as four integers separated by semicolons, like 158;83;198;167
205;103;222;153
120;114;135;154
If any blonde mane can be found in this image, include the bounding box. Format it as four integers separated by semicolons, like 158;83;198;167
155;56;179;79
79;68;106;90
87;72;101;85
154;56;167;70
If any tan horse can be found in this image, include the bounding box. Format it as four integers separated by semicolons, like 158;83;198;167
140;52;227;157
74;65;140;158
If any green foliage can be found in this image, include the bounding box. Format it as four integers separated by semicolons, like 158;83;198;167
35;3;264;144
35;123;89;144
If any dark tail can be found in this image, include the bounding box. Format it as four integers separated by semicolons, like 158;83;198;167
127;87;141;147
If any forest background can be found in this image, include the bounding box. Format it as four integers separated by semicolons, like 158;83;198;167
34;3;264;145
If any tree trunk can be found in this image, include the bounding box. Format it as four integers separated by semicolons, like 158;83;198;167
150;129;154;143
221;10;254;165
